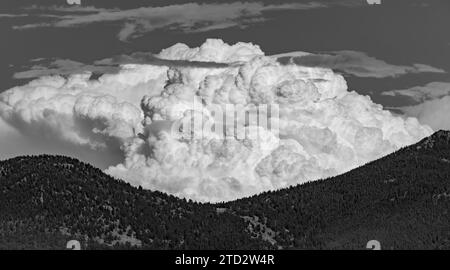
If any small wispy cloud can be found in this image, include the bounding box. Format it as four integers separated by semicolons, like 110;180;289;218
276;51;446;78
12;59;121;80
11;2;329;41
382;82;450;102
0;14;26;18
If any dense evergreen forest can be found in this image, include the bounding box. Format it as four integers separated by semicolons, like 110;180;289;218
2;131;450;250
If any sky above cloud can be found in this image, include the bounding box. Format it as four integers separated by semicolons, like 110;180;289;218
0;0;367;12
10;2;333;41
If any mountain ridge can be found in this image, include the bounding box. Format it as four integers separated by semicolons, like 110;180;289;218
1;131;450;249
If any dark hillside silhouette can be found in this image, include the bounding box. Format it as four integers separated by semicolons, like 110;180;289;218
2;131;450;249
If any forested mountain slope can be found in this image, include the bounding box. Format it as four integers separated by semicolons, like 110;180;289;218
2;131;450;250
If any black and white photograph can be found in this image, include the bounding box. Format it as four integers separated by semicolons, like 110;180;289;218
1;0;450;259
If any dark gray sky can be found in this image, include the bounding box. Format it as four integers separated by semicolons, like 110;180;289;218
1;0;449;109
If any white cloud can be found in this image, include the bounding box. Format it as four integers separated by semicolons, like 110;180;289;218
275;51;445;78
67;0;81;5
398;97;450;131
367;0;382;5
0;39;432;202
383;82;450;131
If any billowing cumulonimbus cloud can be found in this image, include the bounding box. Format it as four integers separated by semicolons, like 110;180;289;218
0;39;432;202
0;64;168;149
398;97;450;131
276;51;445;78
383;82;450;131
